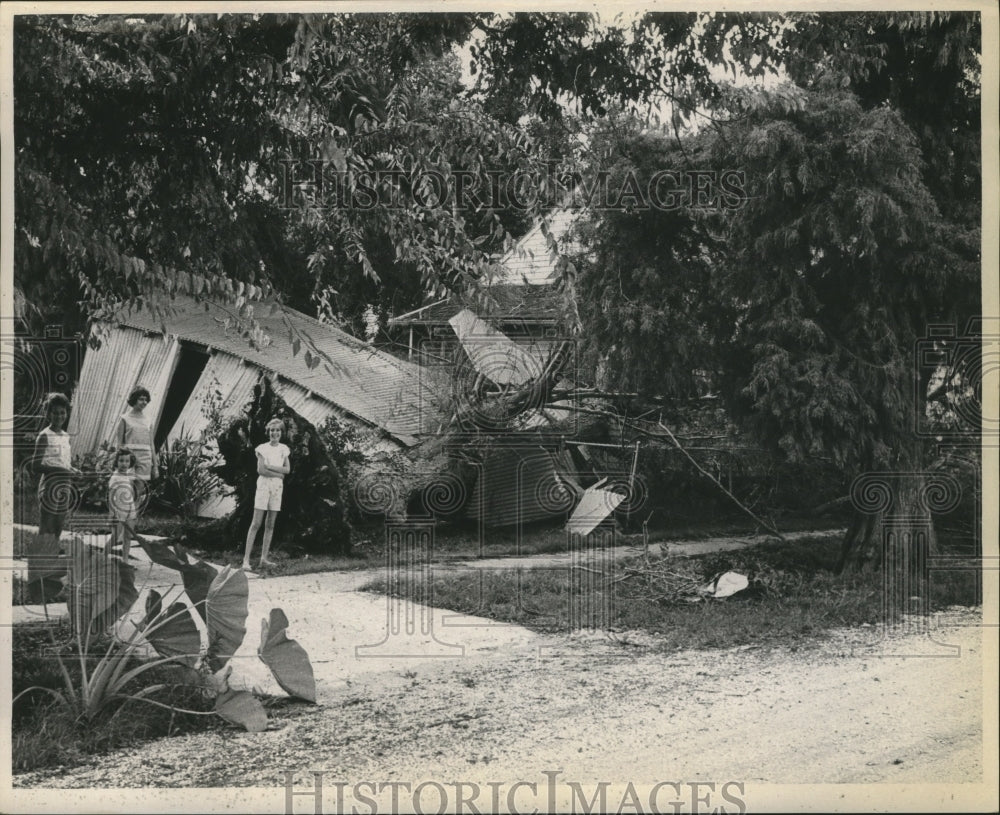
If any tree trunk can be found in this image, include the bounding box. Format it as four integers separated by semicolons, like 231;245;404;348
839;471;960;625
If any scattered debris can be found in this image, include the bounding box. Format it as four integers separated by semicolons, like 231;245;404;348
699;571;750;599
619;559;752;604
565;480;625;537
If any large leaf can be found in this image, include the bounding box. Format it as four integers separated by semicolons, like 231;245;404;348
142;592;203;665
136;538;219;622
175;546;220;623
257;608;316;703
64;542;120;643
214;689;267;732
137;537;189;571
142;588;163;627
92;560;139;635
205;566;248;672
117;561;139;615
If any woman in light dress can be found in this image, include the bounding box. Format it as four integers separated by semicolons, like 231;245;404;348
31;393;81;575
112;386;159;510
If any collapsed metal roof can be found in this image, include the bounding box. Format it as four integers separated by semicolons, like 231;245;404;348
113;295;441;444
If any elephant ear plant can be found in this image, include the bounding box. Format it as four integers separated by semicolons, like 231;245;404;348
14;536;316;733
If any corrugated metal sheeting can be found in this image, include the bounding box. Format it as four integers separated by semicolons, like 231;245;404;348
164;352;262;444
277;380;399;452
161;353;363;518
162;349;384;445
72;327;180;454
388;285;567;326
449;309;549;387
278;380;346;429
468;447;574;528
119;296;436;444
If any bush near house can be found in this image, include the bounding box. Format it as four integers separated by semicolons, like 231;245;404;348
154;435;226;520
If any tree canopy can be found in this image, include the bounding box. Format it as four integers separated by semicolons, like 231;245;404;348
12;9;985;569
574;12;980;467
15;11;861;337
567;11;981;568
14;13;548;338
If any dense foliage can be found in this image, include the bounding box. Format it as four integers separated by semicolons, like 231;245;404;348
13;10;983;569
13;13;582;340
572;12;981;566
14;11;853;338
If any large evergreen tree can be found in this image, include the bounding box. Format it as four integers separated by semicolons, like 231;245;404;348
573;12;981;573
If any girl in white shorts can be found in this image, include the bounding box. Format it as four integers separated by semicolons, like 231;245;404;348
242;418;290;571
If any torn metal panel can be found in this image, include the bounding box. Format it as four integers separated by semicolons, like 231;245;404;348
164;352;261;444
566;483;626;537
119;295;438;443
72;327;180;454
467;447;574;528
448;308;548;388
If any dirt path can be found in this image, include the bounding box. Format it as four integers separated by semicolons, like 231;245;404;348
455;527;844;570
14;606;988;801
11;529;991;810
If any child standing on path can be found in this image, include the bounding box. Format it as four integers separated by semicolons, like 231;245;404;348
242;418;290;571
108;447;138;560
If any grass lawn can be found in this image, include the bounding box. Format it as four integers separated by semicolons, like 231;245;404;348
14;480;851;578
360;534;981;652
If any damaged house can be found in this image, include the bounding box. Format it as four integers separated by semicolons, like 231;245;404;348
389;206;632;531
70;205;626;532
71;295;440;516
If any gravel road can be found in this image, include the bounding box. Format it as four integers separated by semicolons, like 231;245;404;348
10;529;992;812
14;605;987;803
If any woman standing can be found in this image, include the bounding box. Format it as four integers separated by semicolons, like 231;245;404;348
113;386;159;509
31;392;80;578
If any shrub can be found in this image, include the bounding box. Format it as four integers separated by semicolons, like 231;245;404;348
153;433;226;520
315;415;371;474
11;621;219;772
13;535;318;753
73;440;117;511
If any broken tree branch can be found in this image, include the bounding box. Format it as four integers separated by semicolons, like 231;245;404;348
811;494;851;515
654;420;786;541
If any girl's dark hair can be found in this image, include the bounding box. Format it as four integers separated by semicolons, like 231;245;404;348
43;392;71;424
115;447;138;468
127;386;152;407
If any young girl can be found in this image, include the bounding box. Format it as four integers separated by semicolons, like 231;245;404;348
31;393;80;578
242;418;290;571
113;386;158;511
108;447;138;560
